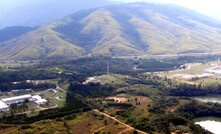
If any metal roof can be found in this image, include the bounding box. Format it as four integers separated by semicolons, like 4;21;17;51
1;94;32;102
0;100;8;109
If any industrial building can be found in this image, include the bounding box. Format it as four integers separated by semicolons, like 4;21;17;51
32;95;48;105
0;100;9;112
204;66;221;75
1;94;32;105
0;94;48;112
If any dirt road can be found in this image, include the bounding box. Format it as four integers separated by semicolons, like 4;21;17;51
93;109;148;134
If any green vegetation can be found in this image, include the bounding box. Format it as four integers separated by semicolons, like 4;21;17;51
138;59;181;72
0;111;126;134
0;26;36;43
1;56;221;133
69;82;114;98
2;2;221;133
2;3;221;60
98;74;130;87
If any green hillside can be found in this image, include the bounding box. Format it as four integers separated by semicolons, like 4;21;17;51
1;3;221;60
0;26;36;43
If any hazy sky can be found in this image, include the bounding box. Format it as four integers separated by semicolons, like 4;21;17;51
1;0;221;20
111;0;221;20
0;0;221;28
0;0;117;28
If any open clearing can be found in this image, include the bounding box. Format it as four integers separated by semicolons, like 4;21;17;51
106;97;128;102
0;111;127;134
154;62;221;86
98;74;131;87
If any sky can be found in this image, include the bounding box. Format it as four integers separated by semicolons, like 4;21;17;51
0;0;221;28
0;0;117;28
111;0;221;21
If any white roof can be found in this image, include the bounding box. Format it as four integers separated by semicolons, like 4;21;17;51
35;99;47;103
32;95;41;100
0;100;8;109
32;95;47;103
1;94;32;102
88;77;95;80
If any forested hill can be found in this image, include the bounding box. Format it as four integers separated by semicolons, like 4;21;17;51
1;3;221;60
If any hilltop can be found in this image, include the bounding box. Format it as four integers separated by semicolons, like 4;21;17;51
1;3;221;60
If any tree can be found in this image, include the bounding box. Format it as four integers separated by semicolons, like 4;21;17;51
24;98;29;103
104;120;108;125
133;130;138;134
64;121;67;127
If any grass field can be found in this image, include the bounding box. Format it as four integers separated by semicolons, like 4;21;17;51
40;90;66;108
61;83;70;90
105;93;152;119
45;79;60;86
98;74;130;87
0;62;35;70
192;77;221;85
0;111;127;134
153;62;221;86
179;63;210;75
117;84;160;99
128;96;152;118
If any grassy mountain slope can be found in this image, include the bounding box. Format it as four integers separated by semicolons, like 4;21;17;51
0;24;83;60
1;3;221;60
0;26;36;43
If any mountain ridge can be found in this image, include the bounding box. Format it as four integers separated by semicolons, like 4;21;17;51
1;3;221;60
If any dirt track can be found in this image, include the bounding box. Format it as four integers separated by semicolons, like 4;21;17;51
93;109;148;134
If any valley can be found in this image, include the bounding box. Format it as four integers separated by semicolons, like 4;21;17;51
1;1;221;134
0;56;221;133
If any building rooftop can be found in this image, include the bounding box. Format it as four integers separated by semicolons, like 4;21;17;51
35;99;47;103
32;95;42;100
32;95;47;103
0;100;8;109
1;94;32;102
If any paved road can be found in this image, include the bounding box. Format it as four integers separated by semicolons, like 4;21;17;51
93;109;148;134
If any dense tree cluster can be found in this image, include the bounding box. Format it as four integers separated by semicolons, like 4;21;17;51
138;59;181;72
170;83;221;96
176;100;221;119
0;69;58;83
69;82;114;97
107;102;132;107
0;82;56;92
148;97;179;114
176;54;221;63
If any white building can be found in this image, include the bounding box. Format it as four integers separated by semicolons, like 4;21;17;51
1;94;32;105
48;88;57;93
0;94;48;113
204;68;221;75
88;77;95;80
35;99;48;105
32;95;48;105
0;100;9;112
11;90;19;93
52;89;57;93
